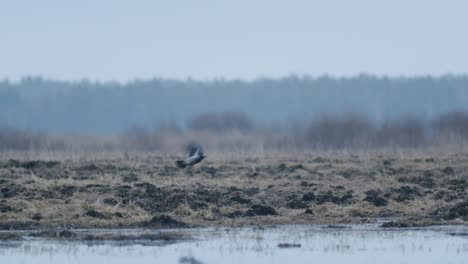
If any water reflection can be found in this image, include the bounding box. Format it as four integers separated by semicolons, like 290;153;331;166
1;225;468;264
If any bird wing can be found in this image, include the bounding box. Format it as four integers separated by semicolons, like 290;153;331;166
186;143;202;157
186;143;197;157
184;155;199;165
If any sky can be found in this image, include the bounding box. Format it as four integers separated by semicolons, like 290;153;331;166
1;0;467;82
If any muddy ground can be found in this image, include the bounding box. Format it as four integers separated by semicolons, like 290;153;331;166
1;153;468;230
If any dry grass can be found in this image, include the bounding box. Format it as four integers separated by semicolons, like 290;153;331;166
0;150;468;229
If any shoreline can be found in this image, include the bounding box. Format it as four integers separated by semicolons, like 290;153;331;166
1;223;468;243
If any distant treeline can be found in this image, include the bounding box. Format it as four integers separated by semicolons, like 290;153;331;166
0;75;467;133
2;110;468;152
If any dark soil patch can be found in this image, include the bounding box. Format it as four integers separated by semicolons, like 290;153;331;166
443;166;456;175
380;219;438;228
385;167;405;176
102;197;119;206
126;184;185;213
84;210;109;219
434;191;457;202
0;203;16;212
397;176;435;189
342;169;361;179
77;164;101;172
31;213;43;221
446;179;467;192
7;160;60;170
276;163;305;173
30;230;77;239
115;185;132;201
143;215;189;228
323;225;351;229
302;192;316;201
0;221;40;230
52;185;79;198
312;157;328;163
315;191;354;205
245;204;278;216
243;187;260;196
84;184;112;194
363;189;388;207
134;182;159;192
28;229;190;242
246;172;260;178
225;210;245;218
122;173;138;183
286;199;308;209
382;159;392;167
0;232;22;240
114;212;124;218
391;186;421;202
0;183;26;198
229;194;251;205
381;221;410;228
288;164;305;173
445;201;468;220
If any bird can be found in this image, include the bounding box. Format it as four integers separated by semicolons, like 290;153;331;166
175;143;206;170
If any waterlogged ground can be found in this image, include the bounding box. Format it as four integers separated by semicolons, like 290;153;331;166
1;153;468;229
1;225;468;264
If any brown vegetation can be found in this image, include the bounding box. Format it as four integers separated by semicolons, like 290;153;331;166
2;111;468;155
1;111;468;229
1;151;468;229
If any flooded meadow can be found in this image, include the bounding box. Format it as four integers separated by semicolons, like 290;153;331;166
1;225;468;264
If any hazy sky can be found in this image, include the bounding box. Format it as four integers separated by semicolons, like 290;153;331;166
1;0;467;81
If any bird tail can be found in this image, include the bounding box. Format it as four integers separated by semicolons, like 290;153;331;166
175;160;186;168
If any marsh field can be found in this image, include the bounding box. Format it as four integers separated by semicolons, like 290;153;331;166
1;150;468;230
2;0;468;262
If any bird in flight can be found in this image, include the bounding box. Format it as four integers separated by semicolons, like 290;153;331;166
176;143;206;170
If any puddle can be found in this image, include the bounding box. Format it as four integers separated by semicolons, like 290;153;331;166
1;225;468;263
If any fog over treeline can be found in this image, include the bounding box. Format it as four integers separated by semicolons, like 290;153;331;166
1;75;467;134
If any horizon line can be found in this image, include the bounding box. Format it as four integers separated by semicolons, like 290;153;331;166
2;72;468;85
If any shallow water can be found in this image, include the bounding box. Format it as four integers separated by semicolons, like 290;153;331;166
1;225;468;264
